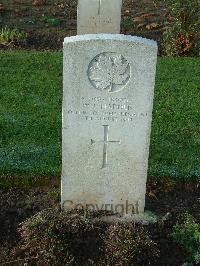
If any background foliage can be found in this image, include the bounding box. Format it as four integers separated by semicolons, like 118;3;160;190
160;0;200;56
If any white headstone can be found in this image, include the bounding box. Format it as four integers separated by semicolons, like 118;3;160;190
77;0;122;34
62;34;158;218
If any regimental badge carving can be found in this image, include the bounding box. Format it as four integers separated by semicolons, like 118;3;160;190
88;52;131;93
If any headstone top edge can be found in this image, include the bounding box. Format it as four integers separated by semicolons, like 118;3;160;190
63;34;158;49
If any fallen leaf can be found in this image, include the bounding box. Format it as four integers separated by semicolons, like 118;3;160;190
148;191;158;200
0;4;6;12
32;0;46;6
146;23;160;30
137;23;146;29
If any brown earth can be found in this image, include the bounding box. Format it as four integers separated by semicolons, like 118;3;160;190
0;0;167;52
0;179;199;265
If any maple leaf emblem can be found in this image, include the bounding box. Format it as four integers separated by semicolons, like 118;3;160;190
88;53;130;93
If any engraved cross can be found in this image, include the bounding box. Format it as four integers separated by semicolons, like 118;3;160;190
91;125;121;168
98;0;101;15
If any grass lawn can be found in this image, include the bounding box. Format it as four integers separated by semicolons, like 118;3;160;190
0;51;199;182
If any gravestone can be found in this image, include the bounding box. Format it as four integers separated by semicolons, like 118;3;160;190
77;0;122;34
62;34;158;219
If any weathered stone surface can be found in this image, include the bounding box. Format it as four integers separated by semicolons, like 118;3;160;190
62;34;158;218
77;0;122;34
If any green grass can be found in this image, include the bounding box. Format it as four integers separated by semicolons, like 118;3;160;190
0;51;62;177
0;51;199;182
150;57;200;180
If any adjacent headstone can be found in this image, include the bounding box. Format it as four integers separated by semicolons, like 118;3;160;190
62;34;158;219
77;0;122;34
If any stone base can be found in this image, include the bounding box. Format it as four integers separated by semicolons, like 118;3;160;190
99;211;158;225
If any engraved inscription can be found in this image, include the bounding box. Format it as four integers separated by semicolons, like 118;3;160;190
91;125;121;168
88;52;130;93
66;97;148;123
